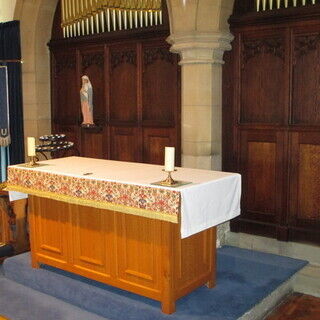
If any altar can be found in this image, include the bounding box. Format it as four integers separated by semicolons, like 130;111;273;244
5;157;241;314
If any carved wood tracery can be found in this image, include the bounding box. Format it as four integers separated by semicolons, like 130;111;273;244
294;34;320;63
143;47;175;66
82;53;104;70
242;38;285;65
54;55;76;75
111;50;137;69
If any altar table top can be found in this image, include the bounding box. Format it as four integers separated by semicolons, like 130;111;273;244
6;157;241;238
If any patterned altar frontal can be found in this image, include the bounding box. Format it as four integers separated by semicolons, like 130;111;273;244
5;157;241;238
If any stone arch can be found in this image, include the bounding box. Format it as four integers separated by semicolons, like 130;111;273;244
14;0;59;149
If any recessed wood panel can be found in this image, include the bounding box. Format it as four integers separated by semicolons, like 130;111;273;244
290;132;320;226
292;32;320;125
110;127;140;162
80;49;105;125
142;44;178;125
240;130;286;225
115;213;161;290
240;34;287;124
297;144;320;220
33;197;69;264
109;45;137;122
143;128;176;165
247;141;276;214
52;51;78;124
72;206;112;274
81;129;106;159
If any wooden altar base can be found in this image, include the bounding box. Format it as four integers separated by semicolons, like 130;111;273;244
28;196;216;314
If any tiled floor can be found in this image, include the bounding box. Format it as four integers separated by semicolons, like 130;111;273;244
266;293;320;320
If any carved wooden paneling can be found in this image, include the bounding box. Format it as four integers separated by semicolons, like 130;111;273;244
109;45;138;123
110;127;141;162
224;9;320;244
51;37;180;167
240;33;287;124
239;130;287;226
292;31;320;125
143;128;176;165
80;49;105;125
52;51;79;125
115;213;161;290
142;44;178;126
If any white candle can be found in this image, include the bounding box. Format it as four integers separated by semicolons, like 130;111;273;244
164;147;175;172
27;137;36;157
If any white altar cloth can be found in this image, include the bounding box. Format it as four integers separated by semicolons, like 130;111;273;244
7;156;241;238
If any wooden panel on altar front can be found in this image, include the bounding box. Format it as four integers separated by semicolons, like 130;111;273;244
115;213;162;290
28;195;216;314
31;197;69;266
71;205;113;276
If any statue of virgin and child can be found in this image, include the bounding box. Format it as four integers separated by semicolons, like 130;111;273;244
80;75;95;127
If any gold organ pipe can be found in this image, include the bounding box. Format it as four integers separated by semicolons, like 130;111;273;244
61;0;163;38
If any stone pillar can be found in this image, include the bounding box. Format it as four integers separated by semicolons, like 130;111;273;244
166;0;235;246
168;32;233;170
166;0;234;170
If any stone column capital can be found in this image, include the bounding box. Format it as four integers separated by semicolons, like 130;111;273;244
167;31;234;65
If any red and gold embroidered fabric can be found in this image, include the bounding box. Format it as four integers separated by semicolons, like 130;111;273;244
6;165;180;223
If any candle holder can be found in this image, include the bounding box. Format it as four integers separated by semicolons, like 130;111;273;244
25;156;40;167
159;169;178;186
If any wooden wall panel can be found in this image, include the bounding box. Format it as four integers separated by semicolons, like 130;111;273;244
240;131;286;223
143;128;176;165
246;141;276;214
110;127;141;162
52;51;78;125
289;132;320;243
109;45;138;123
292;30;320;125
240;32;287;124
225;11;320;244
50;36;180;171
142;44;178;126
81;129;106;159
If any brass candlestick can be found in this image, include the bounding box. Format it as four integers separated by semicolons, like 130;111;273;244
26;156;39;167
159;169;177;186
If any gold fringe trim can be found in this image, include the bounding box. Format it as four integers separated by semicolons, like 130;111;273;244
0;182;7;191
5;184;178;224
